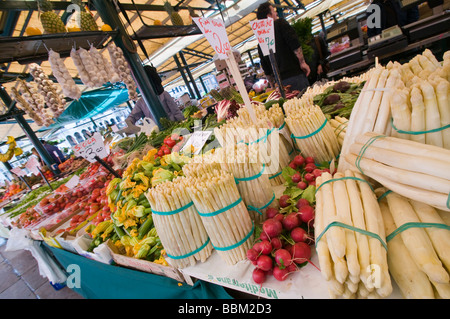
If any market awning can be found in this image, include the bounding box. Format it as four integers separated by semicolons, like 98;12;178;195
38;86;131;131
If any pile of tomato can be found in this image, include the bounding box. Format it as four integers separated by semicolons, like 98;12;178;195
156;134;184;158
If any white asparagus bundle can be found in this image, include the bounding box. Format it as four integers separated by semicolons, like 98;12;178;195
345;131;450;211
216;143;276;225
29;63;66;117
107;43;139;101
285;99;340;163
329;116;348;147
146;177;213;268
376;188;436;299
182;153;223;178
184;169;254;265
314;171;391;298
48;49;81;100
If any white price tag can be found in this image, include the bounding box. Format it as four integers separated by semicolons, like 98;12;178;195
65;174;80;189
73;132;109;163
181;131;213;155
249;18;275;56
26;156;41;175
193;17;231;59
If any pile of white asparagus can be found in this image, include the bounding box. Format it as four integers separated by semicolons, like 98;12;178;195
315;170;392;299
215;142;277;225
377;188;450;299
146;177;213;269
345;131;450;212
284;98;340;163
184;169;254;266
329;116;348;148
339;49;450;172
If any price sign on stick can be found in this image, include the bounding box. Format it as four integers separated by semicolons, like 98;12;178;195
26;156;41;175
73;132;109;163
193;17;231;59
249;18;275;56
11;167;27;177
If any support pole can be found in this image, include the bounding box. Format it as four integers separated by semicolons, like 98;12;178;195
199;75;208;94
174;55;195;98
92;0;168;129
179;51;201;99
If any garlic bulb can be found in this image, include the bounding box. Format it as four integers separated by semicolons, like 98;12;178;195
10;86;44;126
48;49;81;100
107;43;139;101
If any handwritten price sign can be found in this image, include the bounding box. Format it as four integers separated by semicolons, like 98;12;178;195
249;18;275;56
193;17;231;59
73;132;109;163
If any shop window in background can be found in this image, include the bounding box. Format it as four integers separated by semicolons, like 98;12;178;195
66;135;77;146
74;132;84;143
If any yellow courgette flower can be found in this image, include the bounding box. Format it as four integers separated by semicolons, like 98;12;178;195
131;184;147;199
130;228;139;237
133;172;150;189
123;218;137;229
120;176;136;190
143;149;157;162
125;245;134;257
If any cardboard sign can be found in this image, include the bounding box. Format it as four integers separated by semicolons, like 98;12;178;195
65;174;80;189
26;156;41;175
11;167;27;177
73;132;109;163
193;17;231;59
249;18;275;56
181;130;213;155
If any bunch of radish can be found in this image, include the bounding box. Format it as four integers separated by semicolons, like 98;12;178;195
247;195;316;284
287;154;333;190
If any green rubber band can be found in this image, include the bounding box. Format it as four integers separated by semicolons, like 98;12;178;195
197;197;243;217
386;222;450;242
213;222;255;251
447;193;450;209
334;121;348;138
291;118;328;140
269;170;282;180
235;164;265;184
377;190;392;202
355;134;385;175
278;121;286;131
315;176;374;194
239;127;276;145
316;221;388;251
288;148;294;155
247;192;276;215
391;118;450;135
151;201;194;216
166;237;211;260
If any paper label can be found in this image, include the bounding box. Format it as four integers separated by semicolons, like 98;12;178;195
193;17;231;59
73;132;109;163
11;167;27;177
181;130;213;155
249;18;275;56
65;174;80;189
25;156;41;175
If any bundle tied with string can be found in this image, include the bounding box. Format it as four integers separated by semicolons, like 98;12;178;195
184;169;254;266
146;177;213;269
285;98;340;163
315;170;391;299
345;131;450;212
329;116;348;148
376;187;450;299
215;142;277;225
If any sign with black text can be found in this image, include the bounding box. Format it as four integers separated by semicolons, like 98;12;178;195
73;132;109;163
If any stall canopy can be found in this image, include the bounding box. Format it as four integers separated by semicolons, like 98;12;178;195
38;86;131;131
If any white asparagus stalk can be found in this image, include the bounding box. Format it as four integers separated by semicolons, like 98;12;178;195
420;80;443;147
409;86;426;144
390;89;411;140
434;80;450;149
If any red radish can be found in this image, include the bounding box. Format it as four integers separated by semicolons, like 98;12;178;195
305;157;315;164
273;213;284;223
291;242;311;264
256;255;273;271
293;155;305;167
252;268;267;284
287;263;298;273
259;231;269;241
304;173;315;182
273;266;289;281
309;180;316;187
260;240;273;255
262;218;283;238
282;213;300;231
270;237;282;250
274;248;293;267
288;162;297;169
304;163;316;173
296;198;310;209
291;227;308;243
312;168;323;178
297;181;307;190
247;248;259;261
253;242;262;254
299;205;315;224
266;207;279;219
251;260;257;266
279;195;291;208
291;173;302;183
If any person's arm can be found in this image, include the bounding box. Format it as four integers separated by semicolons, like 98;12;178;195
281;19;311;77
162;91;185;122
294;47;311;77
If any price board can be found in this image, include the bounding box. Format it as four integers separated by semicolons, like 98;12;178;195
73;132;109;163
25;156;41;175
11;167;27;177
249;18;275;56
193;17;231;59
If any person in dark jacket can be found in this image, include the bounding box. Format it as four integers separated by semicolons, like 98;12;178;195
257;2;311;92
308;32;330;85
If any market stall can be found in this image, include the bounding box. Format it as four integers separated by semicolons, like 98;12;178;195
1;0;449;301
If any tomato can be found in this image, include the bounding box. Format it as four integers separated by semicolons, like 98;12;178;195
157;149;164;157
165;138;176;148
164;148;171;155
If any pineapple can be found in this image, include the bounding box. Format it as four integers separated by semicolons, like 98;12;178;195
38;0;67;34
164;1;184;26
72;0;98;31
